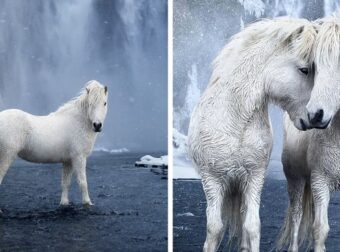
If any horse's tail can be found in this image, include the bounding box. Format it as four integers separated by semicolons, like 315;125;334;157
276;183;314;251
224;190;243;249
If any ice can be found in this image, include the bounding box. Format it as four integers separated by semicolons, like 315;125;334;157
240;17;245;30
324;0;340;16
185;64;200;115
239;0;265;18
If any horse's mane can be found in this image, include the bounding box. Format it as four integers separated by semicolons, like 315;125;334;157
52;80;105;115
314;17;340;68
210;17;316;87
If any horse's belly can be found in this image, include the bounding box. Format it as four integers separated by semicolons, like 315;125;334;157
19;135;70;163
190;131;271;179
18;147;66;163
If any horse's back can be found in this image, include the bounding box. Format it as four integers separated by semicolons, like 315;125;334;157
0;109;30;131
0;109;72;162
0;108;29;120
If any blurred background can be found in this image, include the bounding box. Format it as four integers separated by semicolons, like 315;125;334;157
0;0;167;153
173;0;336;178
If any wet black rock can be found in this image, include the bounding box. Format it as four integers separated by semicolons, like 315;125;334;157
0;152;167;251
174;178;340;252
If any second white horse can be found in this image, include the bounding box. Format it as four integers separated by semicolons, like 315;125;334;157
278;17;340;252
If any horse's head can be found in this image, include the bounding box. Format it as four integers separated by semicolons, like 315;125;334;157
84;80;108;133
304;18;340;129
263;18;317;131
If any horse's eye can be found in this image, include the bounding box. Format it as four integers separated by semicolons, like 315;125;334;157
104;102;107;106
299;67;308;75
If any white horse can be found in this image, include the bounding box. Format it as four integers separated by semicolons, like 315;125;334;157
278;17;340;252
0;80;108;206
187;18;317;252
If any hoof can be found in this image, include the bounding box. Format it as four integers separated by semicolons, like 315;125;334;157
83;201;94;208
59;201;70;206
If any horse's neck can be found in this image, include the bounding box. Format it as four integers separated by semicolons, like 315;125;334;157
322;111;340;138
202;81;270;139
53;104;95;138
207;50;269;124
200;40;275;142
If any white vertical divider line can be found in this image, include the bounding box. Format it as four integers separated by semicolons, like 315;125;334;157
168;0;174;251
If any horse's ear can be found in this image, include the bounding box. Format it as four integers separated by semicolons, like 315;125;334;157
104;86;108;94
86;88;90;94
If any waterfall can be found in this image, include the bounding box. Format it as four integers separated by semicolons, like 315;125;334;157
271;0;304;17
0;0;167;152
324;0;340;16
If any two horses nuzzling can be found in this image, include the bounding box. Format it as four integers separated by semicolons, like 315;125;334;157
188;17;317;252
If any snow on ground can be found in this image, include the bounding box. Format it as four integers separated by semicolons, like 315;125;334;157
173;128;200;179
176;212;195;217
94;147;130;154
135;155;168;167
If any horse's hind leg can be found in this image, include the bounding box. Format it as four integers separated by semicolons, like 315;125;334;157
202;178;226;252
311;175;330;252
72;157;93;206
60;162;73;206
287;178;305;252
241;176;264;252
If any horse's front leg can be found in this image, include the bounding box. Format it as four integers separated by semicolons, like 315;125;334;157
241;175;264;252
60;162;73;206
312;176;330;252
72;156;93;206
0;150;16;184
202;178;226;252
287;178;305;252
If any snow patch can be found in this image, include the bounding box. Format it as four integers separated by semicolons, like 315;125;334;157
173;128;200;179
173;226;191;231
176;212;195;217
136;155;168;167
94;147;130;154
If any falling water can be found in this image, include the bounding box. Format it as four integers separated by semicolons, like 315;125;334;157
0;0;167;152
324;0;340;16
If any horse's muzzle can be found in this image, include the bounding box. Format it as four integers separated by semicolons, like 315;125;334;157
307;109;332;130
93;122;102;132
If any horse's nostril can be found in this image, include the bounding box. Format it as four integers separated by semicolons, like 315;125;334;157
93;122;102;130
309;109;324;124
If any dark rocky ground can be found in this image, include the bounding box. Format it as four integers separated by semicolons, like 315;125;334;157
174;178;340;252
0;152;167;252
